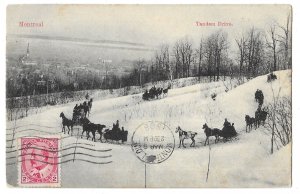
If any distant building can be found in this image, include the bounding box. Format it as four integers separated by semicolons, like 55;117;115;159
20;43;37;66
37;80;46;86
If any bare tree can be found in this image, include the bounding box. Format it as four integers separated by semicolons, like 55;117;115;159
245;27;265;77
196;38;204;79
173;41;181;79
135;59;145;86
277;13;292;69
265;24;278;72
265;83;291;154
179;37;193;78
266;97;292;153
203;30;229;81
235;35;247;77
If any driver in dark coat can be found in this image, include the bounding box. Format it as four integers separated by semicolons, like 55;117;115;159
223;118;231;127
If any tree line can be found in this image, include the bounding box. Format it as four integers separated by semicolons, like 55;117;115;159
121;15;291;87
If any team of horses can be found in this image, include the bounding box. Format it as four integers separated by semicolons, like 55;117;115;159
175;120;238;148
245;89;268;133
245;107;268;132
59;96;128;143
72;99;93;124
142;85;171;100
60;111;129;143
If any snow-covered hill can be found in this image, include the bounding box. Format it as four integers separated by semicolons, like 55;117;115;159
6;70;291;187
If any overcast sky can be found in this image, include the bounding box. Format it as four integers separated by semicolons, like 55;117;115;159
7;4;292;60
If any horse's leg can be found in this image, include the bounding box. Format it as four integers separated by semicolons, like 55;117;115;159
81;129;85;138
92;131;96;142
190;138;195;147
66;126;70;134
63;126;66;134
86;131;89;140
178;139;181;148
190;137;195;147
204;137;207;146
182;139;186;148
207;137;210;145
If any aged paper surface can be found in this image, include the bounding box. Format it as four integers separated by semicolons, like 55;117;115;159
6;4;292;188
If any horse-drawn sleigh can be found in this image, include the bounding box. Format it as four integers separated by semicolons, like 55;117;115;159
142;85;171;100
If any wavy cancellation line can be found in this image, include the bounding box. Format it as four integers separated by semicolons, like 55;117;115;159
6;158;113;166
6;152;112;160
6;145;112;154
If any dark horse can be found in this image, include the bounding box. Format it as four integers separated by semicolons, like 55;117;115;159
267;72;277;82
163;85;171;97
155;88;163;99
60;112;74;135
175;126;197;148
202;123;221;146
245;115;256;132
80;117;106;142
255;107;268;127
85;123;106;142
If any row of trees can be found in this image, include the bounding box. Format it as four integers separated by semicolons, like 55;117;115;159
6;65;119;98
124;15;291;87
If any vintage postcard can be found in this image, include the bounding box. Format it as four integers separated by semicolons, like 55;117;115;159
6;4;292;188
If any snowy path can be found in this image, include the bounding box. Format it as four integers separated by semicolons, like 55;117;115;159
6;70;291;187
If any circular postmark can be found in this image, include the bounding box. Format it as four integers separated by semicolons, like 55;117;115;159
131;121;175;164
20;137;59;184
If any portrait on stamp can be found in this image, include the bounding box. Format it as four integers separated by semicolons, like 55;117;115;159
19;137;60;186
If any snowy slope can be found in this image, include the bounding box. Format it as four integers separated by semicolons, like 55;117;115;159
6;70;291;187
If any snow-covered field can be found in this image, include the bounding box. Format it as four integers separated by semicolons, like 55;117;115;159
6;70;291;187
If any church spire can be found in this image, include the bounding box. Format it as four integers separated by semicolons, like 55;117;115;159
26;43;30;57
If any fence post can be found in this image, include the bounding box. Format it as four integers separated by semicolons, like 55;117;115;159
11;113;17;148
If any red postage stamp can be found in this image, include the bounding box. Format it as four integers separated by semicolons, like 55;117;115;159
19;137;60;187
